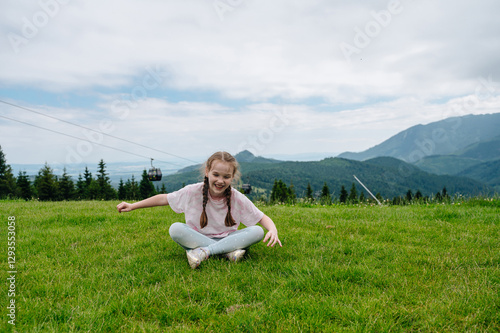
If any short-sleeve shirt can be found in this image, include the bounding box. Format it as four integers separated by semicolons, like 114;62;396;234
167;182;264;238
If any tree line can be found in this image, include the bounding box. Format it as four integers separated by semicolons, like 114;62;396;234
268;179;373;204
269;179;451;205
0;145;162;201
0;145;453;204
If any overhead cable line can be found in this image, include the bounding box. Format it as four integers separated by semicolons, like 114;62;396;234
0;114;185;167
0;99;200;164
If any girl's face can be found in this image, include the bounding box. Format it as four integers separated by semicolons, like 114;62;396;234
205;160;234;198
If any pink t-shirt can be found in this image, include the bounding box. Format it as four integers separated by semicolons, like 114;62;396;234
167;182;264;238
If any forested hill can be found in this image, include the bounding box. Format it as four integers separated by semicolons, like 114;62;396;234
161;154;491;199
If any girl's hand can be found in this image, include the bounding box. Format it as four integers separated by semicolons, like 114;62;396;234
117;202;133;213
263;230;282;247
259;214;283;247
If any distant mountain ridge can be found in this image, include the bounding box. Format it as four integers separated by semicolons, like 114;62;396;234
175;150;280;174
162;151;492;199
336;113;500;192
338;113;500;163
235;150;282;163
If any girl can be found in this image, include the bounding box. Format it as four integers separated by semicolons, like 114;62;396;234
116;151;282;269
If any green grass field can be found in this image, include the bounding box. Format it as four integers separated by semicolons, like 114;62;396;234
1;200;499;332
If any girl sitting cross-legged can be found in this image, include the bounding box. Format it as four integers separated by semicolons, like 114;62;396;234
116;151;282;269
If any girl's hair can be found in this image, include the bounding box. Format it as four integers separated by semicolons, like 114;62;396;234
200;151;240;229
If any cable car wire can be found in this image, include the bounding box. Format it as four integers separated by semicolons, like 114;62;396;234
0;99;200;164
0;114;185;167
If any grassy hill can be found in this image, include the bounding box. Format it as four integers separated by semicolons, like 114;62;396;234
2;200;499;331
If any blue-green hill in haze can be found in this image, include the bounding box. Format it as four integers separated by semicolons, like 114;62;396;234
338;113;500;164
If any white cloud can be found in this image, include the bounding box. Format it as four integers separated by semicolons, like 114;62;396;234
2;0;498;100
1;0;500;165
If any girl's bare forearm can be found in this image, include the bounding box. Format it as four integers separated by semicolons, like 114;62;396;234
130;194;169;210
259;214;278;232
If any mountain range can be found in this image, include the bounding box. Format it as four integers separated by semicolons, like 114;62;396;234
161;153;492;200
338;113;500;191
160;113;499;198
338;113;500;163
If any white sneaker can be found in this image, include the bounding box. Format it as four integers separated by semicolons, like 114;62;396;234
186;248;209;269
226;249;246;262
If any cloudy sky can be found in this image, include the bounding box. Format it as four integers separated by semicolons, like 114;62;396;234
1;0;499;168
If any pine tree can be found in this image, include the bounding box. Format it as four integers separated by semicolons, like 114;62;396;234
442;187;449;201
140;169;156;199
16;171;32;200
288;180;296;203
406;189;413;203
348;183;358;204
0;146;18;198
270;179;289;203
35;163;58;201
392;196;404;205
118;179;127;200
270;179;279;202
320;182;331;204
96;159;116;200
81;166;93;199
279;180;289;202
58;168;76;200
359;191;365;203
76;174;86;200
131;176;140;199
415;190;423;201
87;179;100;200
0;145;6;175
339;185;348;203
306;183;313;201
125;175;140;200
84;167;92;187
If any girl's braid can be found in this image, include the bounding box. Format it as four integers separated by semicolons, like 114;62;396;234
224;186;236;227
200;176;209;228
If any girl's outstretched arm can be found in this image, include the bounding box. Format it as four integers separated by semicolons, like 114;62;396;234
117;194;169;213
259;214;282;247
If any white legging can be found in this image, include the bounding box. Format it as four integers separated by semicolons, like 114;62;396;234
169;222;264;255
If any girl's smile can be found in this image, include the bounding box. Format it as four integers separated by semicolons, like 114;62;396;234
206;161;234;198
